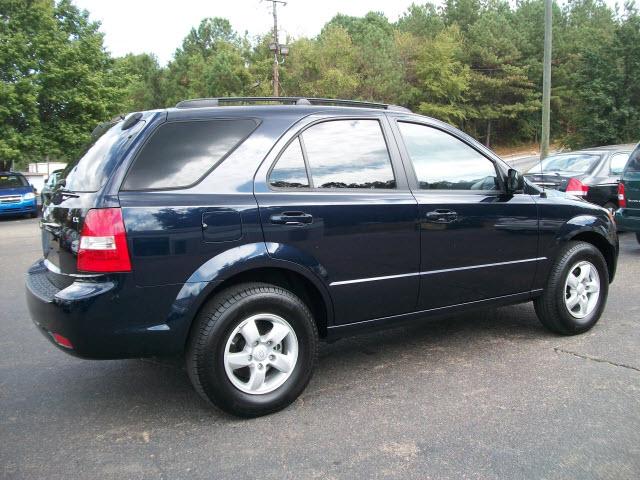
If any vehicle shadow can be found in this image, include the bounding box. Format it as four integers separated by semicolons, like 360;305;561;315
25;302;550;424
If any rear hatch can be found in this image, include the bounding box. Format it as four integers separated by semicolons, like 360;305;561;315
42;115;148;276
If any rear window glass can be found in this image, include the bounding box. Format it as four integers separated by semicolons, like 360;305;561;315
0;174;28;188
528;154;601;175
62;121;138;193
122;119;257;190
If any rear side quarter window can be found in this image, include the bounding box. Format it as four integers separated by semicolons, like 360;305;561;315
122;119;257;191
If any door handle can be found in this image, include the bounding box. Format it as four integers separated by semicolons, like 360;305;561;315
425;210;458;223
270;212;313;225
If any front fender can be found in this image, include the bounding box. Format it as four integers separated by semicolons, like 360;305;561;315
556;214;616;246
164;242;334;345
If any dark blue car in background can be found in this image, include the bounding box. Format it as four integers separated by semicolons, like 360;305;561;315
0;172;37;218
25;97;618;417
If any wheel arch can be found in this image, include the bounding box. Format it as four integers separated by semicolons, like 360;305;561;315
566;230;617;282
556;214;617;283
196;266;332;339
170;243;335;352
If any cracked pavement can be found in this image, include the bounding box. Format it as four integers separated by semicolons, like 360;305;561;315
1;217;639;479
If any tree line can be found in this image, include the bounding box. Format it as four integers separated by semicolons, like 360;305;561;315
1;0;639;170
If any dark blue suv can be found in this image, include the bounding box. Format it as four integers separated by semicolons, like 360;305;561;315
26;98;618;417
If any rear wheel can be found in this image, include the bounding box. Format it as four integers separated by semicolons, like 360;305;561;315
534;241;609;335
186;282;318;417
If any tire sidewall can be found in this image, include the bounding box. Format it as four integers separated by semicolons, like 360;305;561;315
196;289;315;416
553;244;609;333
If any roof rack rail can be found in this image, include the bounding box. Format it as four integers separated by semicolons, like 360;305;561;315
174;97;411;113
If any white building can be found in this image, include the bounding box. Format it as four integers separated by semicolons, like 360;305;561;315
20;162;67;195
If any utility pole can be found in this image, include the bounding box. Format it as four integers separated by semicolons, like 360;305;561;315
269;0;287;97
540;0;552;159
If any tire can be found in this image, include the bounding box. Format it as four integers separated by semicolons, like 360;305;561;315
186;282;318;417
534;241;609;335
29;211;38;218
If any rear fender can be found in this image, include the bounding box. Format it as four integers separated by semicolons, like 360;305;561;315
165;242;334;343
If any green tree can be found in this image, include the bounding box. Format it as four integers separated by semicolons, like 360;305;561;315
322;12;404;102
0;0;127;170
282;26;360;98
464;2;540;146
614;3;640;141
396;3;444;37
162;18;253;105
114;53;164;111
414;26;470;125
443;0;482;32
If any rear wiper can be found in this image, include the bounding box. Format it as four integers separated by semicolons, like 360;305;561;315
58;188;79;198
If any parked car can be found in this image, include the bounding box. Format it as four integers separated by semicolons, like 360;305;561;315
26;98;618;417
524;145;634;211
40;169;64;206
615;142;640;243
0;172;37;218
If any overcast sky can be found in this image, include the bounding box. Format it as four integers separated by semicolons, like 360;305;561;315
74;0;634;65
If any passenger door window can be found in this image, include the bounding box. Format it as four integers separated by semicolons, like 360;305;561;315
304;120;395;189
270;119;395;190
398;122;499;191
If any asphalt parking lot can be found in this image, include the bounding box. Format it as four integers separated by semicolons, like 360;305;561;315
1;216;639;480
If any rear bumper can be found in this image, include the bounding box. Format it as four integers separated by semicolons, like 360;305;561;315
25;260;185;359
0;198;36;215
615;208;640;232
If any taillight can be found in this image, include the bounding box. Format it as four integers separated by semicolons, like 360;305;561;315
77;208;131;272
566;178;589;196
618;182;627;208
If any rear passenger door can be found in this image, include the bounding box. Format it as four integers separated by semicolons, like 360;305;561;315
254;115;420;326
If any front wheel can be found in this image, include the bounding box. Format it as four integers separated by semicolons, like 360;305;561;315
186;282;318;417
534;241;609;335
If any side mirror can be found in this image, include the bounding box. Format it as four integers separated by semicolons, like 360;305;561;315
506;169;524;194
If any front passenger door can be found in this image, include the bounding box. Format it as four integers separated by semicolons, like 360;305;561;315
392;119;540;310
